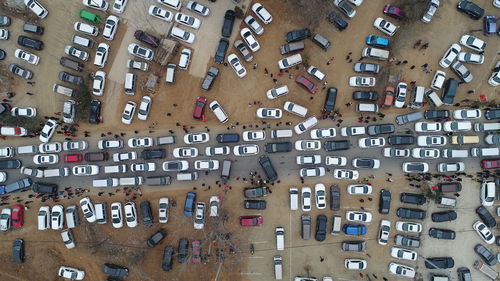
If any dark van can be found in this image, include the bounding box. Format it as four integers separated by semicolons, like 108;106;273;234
31;182;57;193
140;201;153;227
438;182;462;193
23;23;44;35
324;87;337;113
442;78;458;105
216;133;240;143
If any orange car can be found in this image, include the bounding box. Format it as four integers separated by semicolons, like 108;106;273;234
382;86;395;108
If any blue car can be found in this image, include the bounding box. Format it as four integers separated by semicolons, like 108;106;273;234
183;192;197;216
366;35;389;48
343;224;367;235
483;16;497;36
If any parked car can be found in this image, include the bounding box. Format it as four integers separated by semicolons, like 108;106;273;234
286;28;311;42
373;17;398;36
457;0;484;20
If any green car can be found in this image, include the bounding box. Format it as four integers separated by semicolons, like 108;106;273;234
79;9;101;24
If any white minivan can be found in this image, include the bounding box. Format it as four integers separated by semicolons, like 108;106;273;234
274;255;283;280
178;48;191;70
289;187;299;210
74;22;99;37
275;227;285;250
284;101;308;117
209;101;228;123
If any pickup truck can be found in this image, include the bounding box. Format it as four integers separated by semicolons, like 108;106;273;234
474;260;499;280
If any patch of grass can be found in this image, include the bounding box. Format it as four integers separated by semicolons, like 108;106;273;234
0;113;43;132
74;85;91;121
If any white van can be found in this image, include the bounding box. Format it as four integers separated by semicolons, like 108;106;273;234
65;205;79;228
283;101;308;117
362;47;389;61
93;178;119;187
442;149;468;158
278;54;302;70
274;255;283;280
331;215;341;235
16;145;38;154
275;227;285;250
177;172;198;181
474;122;500;132
72;34;94;48
272;129;293;139
44;167;70;178
160;0;181;10
38;206;50;230
471;147;500;157
430;274;450;281
53;84;75;97
425;89;443;107
94;202;107;224
74;22;99;37
157;136;175;145
209;101;229;123
178;48;191;70
356;103;379;113
289;187;299;210
104;165;127;174
165;63;176;83
124;73;136;95
410;86;425;109
119;176;143;186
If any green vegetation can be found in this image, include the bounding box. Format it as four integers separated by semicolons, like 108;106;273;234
0;113;43;132
75;85;91;121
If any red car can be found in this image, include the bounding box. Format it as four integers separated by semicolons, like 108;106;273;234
11;205;24;228
295;75;318;94
383;4;405;19
191;240;201;264
193;96;207;120
382;86;395;108
481;159;500;169
239;216;263;226
63;153;83;163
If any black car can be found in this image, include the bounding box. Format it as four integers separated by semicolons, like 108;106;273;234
141;149;166;160
89;100;101;124
259;155;277;181
140;201;153;227
324;140;350;151
162;246;174;271
323;87;337;113
216;133;240;143
330;185;340;211
474;244;497;266
457;0;484;20
353;62;380;74
214;38;229;64
17;35;43;50
428;228;456;240
0;159;22;169
396;208;426;219
424;109;450;120
379;189;391;214
476;206;496;227
0;49;5;60
134;30;160;48
264;142;292;153
431;210;457;222
177;238;189;263
457;267;472;281
485;109;500;120
147;229;166;248
102;263;129;277
59;71;83;86
285;28;311;42
400;192;426;205
367;124;395;135
327;11;348;31
424;257;455;269
221;10;235;37
243;200;267;210
315;215;327;242
31;183;57;193
388;135;415;145
12;239;24;264
352;91;379;101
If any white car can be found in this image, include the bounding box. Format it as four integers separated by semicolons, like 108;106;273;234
173;147;198;158
417;135;447;146
0;29;7;40
430;70;446;90
296;155;322;165
438;162;465;173
310;128;336;139
33;154;59;165
373;17;398;36
346;211;372;223
352;158;380;169
349;76;376;87
193;202;205;230
148;5;173;22
169;26;195;44
443;121;471;132
299;167;325;177
295;140;321;151
98;139;123;150
383;148;410;158
394;82;407;108
334;169;359;180
459;35;486;52
158;198;169;223
391;247;417;261
341;126;366;137
137;96;152;121
473;221;495;244
241;28;260;52
252;2;273;24
451;61;473;83
453;109;481;119
162;160;188;171
358;137;385;148
130;162;156;172
244;15;264;35
257;108;282;119
39;142;62;153
124;202;138;227
439;43;461;68
205;146;230;156
51;205;64;230
480;182;495;207
127;43;154;61
412;148;440;159
175;12;201;29
458;52;484;64
378;220;390;245
72;165;99;176
209;101;228;123
24;0;48;18
21;167;43;178
227;53;247;78
266;85;288;99
127;137;153;148
94;43;109;68
0;208;11;231
184;132;209;144
243;130;266;142
110;202;123;228
37;206;50;230
283;101;308;117
415;122;441;132
345;259;367;270
402;162;429;173
347;184;372;194
14;49;39;65
396;221;422;233
82;0;108;11
92;71;106;96
11;106;37;117
121;101;136;125
39;119;58;143
209;196;219;217
194;160;219;170
488;60;500;86
325;156;347;166
61;230;75;250
233;144;259;156
294;116;318;135
187;1;210;16
79;197;96;223
307;66;326;81
58;266;85;280
388;263;415;279
112;0;128;13
314;184;327;209
103;15;119;40
301;187;312;211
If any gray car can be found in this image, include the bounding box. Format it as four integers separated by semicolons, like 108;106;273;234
396;111;423;125
0;16;10;27
201;66;219;90
353;62;380;74
394;234;420;248
234;39;253;62
59;71;83;86
341;241;366;251
8;64;33;79
421;0;439;23
451;61;473;83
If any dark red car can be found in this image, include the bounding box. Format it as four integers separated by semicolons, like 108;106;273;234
63;153;83;163
191;240;201;264
481;159;500;169
134;30;160;48
193;96;207;120
383;4;405;19
11;205;24;228
295;75;318;94
239;216;263;226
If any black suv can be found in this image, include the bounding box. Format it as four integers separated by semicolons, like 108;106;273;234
285;28;311;42
162;246;174;271
17;35;43;50
330;185;340;211
324;140;350;151
221;10;235;37
214;38;229;64
141;149;166;160
367;124;395;135
327;11;348;31
476;206;496;227
259;155;277;181
424;109;450;120
89;100;101;124
485;109;500;120
243;200;267;210
352;91;378;101
177;238;189;263
315;215;327;242
431;210;457;222
474;244;497;266
388;135;415;145
323;87;337;113
31;182;57;193
457;0;484;20
424;257;455;269
147;229;166;248
265;142;292;153
378;189;391;214
102;263;129;277
0;159;21;169
428;228;456;240
397;208;426;219
12;239;24;264
140;201;153;227
400;192;426;205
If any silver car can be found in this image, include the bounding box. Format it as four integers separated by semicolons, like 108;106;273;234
451;61;473;83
